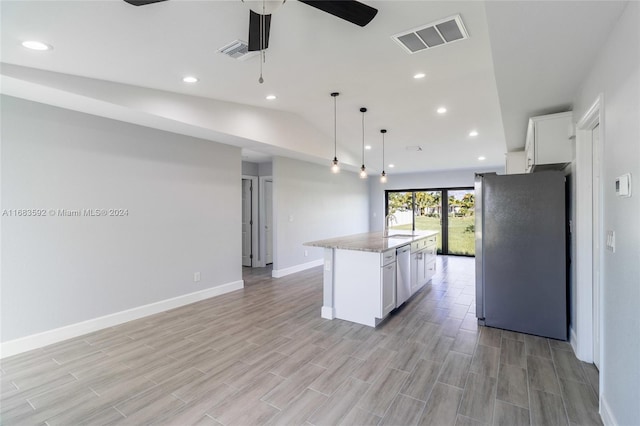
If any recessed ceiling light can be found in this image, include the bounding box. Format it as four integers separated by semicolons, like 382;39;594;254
469;130;479;137
182;76;198;83
22;40;51;51
413;73;426;79
266;94;277;100
389;164;395;168
365;145;372;150
437;107;447;114
478;156;486;161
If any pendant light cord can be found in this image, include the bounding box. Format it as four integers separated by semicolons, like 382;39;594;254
334;95;337;158
382;131;385;170
361;110;365;165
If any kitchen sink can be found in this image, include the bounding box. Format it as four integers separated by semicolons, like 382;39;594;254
384;234;414;239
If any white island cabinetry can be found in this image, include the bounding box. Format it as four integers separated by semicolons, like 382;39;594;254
305;230;438;328
411;234;437;295
334;249;397;326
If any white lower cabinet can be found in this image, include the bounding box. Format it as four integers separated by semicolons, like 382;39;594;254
410;236;437;296
334;248;398;327
381;261;396;317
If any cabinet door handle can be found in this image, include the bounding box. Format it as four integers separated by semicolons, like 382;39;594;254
386;265;393;270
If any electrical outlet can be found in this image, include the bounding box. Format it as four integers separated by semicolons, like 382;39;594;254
304;250;308;257
194;272;201;282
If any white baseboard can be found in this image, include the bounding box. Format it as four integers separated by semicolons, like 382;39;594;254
570;325;578;354
600;395;617;426
321;306;335;320
0;280;244;359
272;259;323;278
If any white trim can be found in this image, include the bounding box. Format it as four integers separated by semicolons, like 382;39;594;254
569;326;578;353
272;259;323;278
259;175;273;268
600;396;617;426
0;280;244;358
574;94;604;363
321;306;335;320
242;175;259;267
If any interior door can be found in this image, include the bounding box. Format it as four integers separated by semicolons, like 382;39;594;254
242;179;252;267
592;124;601;369
265;179;273;265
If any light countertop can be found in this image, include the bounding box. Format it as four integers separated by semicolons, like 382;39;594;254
304;230;439;253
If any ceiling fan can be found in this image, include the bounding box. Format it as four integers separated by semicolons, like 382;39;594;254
123;0;378;52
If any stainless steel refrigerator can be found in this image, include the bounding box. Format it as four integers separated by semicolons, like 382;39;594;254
475;171;568;340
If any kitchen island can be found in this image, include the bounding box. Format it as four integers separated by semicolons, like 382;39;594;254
305;230;438;327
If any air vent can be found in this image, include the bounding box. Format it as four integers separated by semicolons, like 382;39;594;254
392;14;469;54
218;40;259;61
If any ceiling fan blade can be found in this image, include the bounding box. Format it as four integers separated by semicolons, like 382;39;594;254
248;10;272;51
123;0;168;6
298;0;377;27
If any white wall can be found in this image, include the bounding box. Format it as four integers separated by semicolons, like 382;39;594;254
1;96;242;343
572;2;640;424
272;157;369;273
368;166;503;231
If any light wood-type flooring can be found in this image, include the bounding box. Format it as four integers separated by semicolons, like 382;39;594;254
0;256;601;425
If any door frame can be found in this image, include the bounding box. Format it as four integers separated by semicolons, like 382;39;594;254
574;94;603;369
241;175;259;267
258;175;273;267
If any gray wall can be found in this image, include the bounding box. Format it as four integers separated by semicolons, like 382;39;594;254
241;161;259;176
368;166;504;231
259;162;272;177
272;157;369;271
242;161;272;177
572;2;639;424
1;96;242;342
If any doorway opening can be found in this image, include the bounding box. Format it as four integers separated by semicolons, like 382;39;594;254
260;176;274;266
241;176;258;267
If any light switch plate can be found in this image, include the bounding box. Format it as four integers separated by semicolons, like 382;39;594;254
606;231;615;253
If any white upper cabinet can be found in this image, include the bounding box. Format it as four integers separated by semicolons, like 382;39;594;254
524;111;574;172
506;151;526;175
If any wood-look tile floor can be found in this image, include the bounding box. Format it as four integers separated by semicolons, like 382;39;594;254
1;256;602;426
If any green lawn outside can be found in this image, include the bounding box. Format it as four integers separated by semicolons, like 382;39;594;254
391;215;475;256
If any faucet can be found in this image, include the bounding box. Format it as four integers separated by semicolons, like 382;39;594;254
384;213;397;235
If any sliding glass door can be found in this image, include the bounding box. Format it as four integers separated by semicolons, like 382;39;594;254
414;191;442;253
447;189;475;255
385;187;475;256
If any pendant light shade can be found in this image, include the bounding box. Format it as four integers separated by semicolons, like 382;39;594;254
330;92;340;173
380;129;388;183
360;107;367;179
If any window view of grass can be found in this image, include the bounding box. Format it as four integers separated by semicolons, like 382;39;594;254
387;189;475;256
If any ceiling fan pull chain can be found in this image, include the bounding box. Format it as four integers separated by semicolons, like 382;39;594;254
258;0;265;84
259;51;264;84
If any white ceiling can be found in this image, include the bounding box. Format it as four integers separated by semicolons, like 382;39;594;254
0;0;628;174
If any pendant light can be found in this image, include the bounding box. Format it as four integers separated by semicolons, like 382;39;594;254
380;129;387;183
330;92;340;173
359;107;367;179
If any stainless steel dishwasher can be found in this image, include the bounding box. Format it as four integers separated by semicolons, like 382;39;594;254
396;245;411;307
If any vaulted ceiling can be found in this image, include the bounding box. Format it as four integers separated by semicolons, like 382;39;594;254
0;1;627;173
